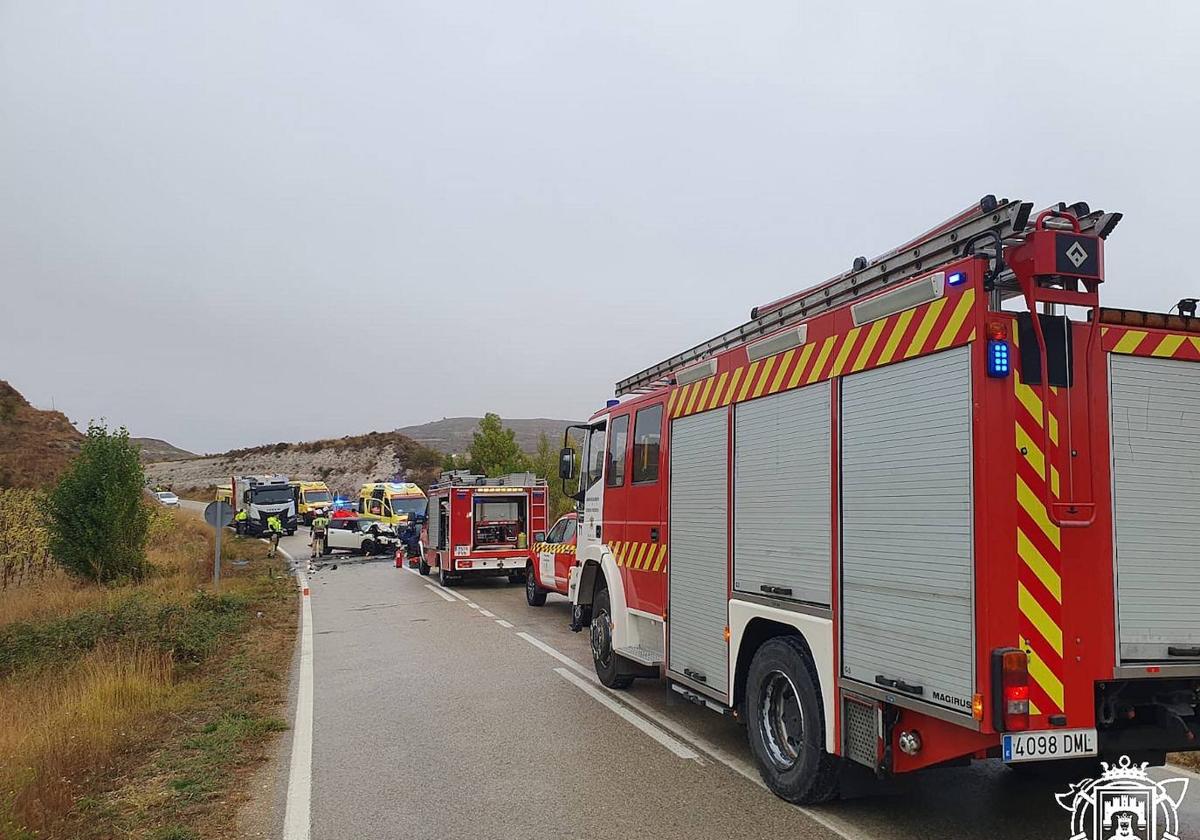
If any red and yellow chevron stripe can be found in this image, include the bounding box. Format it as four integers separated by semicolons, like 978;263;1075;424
1102;326;1200;360
668;288;977;419
1012;330;1065;716
610;541;668;573
532;542;574;555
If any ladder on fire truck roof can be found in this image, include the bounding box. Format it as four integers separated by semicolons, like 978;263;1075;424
615;195;1123;396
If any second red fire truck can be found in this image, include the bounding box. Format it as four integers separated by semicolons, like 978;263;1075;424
420;472;548;587
557;194;1200;804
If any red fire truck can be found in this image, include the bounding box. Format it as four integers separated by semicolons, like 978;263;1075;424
420;472;548;587
558;195;1200;804
526;511;578;607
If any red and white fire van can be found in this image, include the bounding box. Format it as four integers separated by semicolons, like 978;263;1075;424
525;511;578;607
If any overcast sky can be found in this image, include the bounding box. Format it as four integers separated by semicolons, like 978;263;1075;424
3;2;1199;453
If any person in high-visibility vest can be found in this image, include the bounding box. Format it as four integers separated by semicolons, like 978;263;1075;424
233;508;248;534
267;514;283;558
310;514;330;558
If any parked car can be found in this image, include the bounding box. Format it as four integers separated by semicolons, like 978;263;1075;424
322;517;398;556
152;491;180;508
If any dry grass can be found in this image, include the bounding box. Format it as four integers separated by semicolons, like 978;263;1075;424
0;646;191;835
0;509;290;840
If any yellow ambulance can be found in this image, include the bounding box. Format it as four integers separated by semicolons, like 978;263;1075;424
358;482;428;525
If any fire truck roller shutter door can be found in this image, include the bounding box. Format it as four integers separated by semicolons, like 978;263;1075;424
1110;354;1200;662
840;345;975;716
668;409;730;701
733;380;831;605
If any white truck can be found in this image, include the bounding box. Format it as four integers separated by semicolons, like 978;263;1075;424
230;475;298;536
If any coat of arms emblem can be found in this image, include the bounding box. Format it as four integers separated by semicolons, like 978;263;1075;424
1056;755;1188;840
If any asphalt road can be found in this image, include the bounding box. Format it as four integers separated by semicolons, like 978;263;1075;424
173;508;1200;839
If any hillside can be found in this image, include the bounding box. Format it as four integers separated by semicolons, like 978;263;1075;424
398;417;577;455
0;380;83;488
143;430;442;497
131;437;198;463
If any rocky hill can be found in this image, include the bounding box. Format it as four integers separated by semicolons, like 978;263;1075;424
143;431;442;498
0;381;84;489
131;437;198;463
397;417;576;455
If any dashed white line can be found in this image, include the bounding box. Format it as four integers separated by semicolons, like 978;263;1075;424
516;630;865;840
495;619;514;629
284;554;312;840
424;583;457;603
435;583;470;602
553;667;700;761
466;602;480;609
478;608;496;618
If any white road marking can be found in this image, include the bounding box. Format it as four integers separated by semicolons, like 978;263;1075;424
433;583;470;602
466;602;480;609
554;667;700;762
517;631;865;840
424;584;457;603
478;608;496;618
284;558;313;840
495;619;514;628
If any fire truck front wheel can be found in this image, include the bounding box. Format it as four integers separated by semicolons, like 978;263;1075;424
525;563;547;606
590;586;634;689
745;637;839;804
418;555;430;576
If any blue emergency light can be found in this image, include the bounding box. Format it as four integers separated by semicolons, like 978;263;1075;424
947;271;967;286
987;339;1011;377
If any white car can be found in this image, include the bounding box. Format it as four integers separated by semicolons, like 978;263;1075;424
322;518;397;556
152;491;180;508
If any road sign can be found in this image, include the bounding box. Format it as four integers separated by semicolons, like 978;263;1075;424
203;500;233;590
204;500;234;527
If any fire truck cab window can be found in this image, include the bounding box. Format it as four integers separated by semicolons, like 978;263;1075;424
561;518;577;543
606;414;630;487
545;518;569;544
631;404;663;484
584;423;607;488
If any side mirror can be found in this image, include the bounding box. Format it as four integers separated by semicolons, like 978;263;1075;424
533;531;546;543
559;447;577;480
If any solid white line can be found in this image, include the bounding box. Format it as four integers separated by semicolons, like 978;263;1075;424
478;608;496;618
554;667;700;762
496;619;514;629
404;565;420;576
515;631;865;840
283;565;312;840
424;583;457;603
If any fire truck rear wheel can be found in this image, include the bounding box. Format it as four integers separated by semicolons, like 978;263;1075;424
525;563;547;606
590;586;634;689
745;636;839;804
418;556;430;576
439;564;455;587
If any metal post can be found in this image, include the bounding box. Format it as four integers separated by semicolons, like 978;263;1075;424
214;505;222;591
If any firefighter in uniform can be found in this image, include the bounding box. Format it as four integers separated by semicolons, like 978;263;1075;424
310;514;330;558
266;514;283;558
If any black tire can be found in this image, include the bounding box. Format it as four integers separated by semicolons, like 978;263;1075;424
439;562;455;587
418;556;430;576
590;586;633;689
507;570;526;585
744;636;840;804
525;563;547;607
361;539;376;556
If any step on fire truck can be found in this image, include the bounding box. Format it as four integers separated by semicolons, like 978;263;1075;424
421;471;548;587
558;195;1200;804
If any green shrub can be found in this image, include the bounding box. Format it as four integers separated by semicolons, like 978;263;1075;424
0;592;250;678
46;422;151;583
